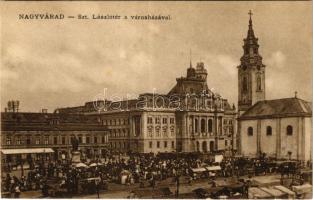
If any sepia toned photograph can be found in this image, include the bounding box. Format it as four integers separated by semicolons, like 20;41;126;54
0;1;312;199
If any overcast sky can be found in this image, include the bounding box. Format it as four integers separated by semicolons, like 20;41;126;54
1;2;312;112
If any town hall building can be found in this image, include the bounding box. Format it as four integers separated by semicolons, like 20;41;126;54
57;61;237;154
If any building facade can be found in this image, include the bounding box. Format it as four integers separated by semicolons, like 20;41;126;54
238;98;312;161
57;62;237;154
237;14;312;161
1;112;109;165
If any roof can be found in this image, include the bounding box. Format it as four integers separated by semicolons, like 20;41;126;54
1;124;108;131
240;98;312;120
1;112;107;131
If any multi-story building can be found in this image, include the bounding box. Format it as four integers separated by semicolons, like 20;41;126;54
57;62;237;154
1;112;109;165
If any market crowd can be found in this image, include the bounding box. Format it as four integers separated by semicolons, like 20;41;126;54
1;152;311;198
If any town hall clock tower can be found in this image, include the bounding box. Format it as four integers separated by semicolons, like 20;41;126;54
238;11;266;114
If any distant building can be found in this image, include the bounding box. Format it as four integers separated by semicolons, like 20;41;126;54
237;13;312;161
57;61;237;154
1;112;109;165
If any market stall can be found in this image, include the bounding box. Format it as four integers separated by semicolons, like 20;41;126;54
274;185;295;199
292;184;312;199
248;187;273;199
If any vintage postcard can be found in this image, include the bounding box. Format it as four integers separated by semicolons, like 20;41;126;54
1;1;312;199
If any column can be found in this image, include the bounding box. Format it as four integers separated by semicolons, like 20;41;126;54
192;115;195;134
198;116;201;134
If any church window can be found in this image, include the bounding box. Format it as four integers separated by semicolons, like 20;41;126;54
242;77;248;93
254;48;258;54
201;119;206;133
248;127;253;136
257;76;262;91
195;118;199;133
287;125;293;136
208;119;213;133
266;126;272;136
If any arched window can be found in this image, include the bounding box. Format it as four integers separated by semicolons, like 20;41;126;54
266;126;272;136
208;119;213;133
248;127;253;136
254;48;258;54
195;118;199;133
287;125;293;135
257;76;262;91
202;141;207;152
243;77;248;93
196;141;200;152
201;119;206;133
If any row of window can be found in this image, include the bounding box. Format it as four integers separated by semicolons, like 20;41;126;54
147;117;175;124
195;119;213;133
149;141;175;149
5;135;107;145
147;129;175;138
102;118;129;126
247;125;293;136
109;129;130;138
109;141;129;149
223;119;233;125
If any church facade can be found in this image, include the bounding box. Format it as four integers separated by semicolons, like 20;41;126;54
237;13;312;161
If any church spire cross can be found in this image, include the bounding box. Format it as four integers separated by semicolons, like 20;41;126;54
189;48;192;68
248;10;253;20
248;10;253;27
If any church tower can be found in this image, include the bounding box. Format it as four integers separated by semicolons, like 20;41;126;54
238;11;266;114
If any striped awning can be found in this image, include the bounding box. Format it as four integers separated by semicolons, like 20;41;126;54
1;148;54;154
